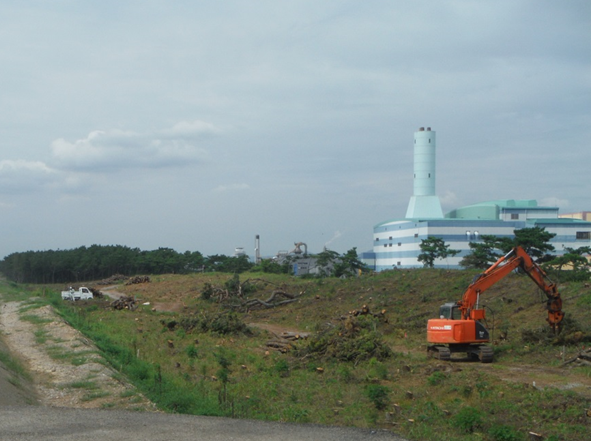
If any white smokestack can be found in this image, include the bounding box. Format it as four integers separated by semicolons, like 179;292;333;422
405;127;443;219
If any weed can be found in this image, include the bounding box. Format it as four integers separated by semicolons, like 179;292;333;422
120;389;136;398
452;406;483;433
34;329;48;344
488;424;521;441
71;357;88;366
81;391;110;401
0;349;32;380
365;384;390;410
67;381;98;389
367;357;388;380
273;359;290;377
336;365;354;382
20;314;52;325
185;345;199;359
427;370;447;386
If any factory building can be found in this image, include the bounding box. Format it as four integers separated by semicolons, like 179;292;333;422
366;128;591;271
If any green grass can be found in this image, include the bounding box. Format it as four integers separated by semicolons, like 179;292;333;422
66;380;98;389
0;347;32;381
19;314;52;325
2;272;590;440
81;391;110;401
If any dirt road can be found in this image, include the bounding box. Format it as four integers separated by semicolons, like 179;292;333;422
0;300;154;410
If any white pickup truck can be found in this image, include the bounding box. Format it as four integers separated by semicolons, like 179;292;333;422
61;287;93;301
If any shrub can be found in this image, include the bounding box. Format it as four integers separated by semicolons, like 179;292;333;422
273;359;290;376
368;357;389;380
488;424;521;441
365;384;390;410
173;312;251;336
427;370;447;386
201;283;214;301
185;345;199;359
453;406;483;433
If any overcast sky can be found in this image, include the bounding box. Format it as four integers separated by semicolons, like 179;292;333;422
0;1;589;259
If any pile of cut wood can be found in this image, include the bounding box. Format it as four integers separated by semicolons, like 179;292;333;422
110;296;137;311
243;290;299;310
97;274;128;285
89;287;104;299
125;276;151;285
266;331;309;353
562;348;591;367
340;305;388;323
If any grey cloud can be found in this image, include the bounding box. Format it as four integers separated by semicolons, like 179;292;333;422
0;160;60;194
50;121;217;171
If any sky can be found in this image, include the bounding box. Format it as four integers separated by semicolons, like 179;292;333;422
0;1;590;260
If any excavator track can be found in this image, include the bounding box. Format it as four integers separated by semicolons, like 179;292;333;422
478;345;494;363
428;345;451;361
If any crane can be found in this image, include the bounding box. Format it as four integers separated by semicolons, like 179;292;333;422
427;246;564;362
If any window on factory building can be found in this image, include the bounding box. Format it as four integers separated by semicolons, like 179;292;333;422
511;213;519;220
389;236;392;240
398;242;402;246
397;261;401;266
576;231;590;240
414;233;418;238
383;244;387;248
389;244;392;247
375;238;379;241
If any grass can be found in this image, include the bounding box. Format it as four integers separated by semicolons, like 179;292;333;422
2;272;591;440
19;314;52;325
0;347;32;381
66;380;98;389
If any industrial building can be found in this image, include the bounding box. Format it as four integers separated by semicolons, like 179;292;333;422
364;128;591;271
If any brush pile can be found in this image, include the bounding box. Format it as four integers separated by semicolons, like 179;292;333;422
110;296;137;311
266;331;310;353
125;275;151;285
89;287;104;299
562;348;591;367
96;274;128;285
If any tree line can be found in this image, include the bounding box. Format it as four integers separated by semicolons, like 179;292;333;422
0;245;368;284
0;245;251;284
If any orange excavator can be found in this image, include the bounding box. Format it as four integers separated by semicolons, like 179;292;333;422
427;246;564;363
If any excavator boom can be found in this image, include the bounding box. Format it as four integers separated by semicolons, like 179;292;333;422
458;247;564;331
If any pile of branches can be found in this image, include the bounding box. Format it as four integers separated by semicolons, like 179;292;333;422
241;289;300;311
293;308;393;363
160;312;252;336
89;287;104;299
562;348;591;367
125;275;151;285
343;304;388;322
110;296;137;311
96;274;128;285
202;277;302;310
266;331;309;353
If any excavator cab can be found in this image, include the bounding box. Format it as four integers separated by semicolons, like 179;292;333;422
439;302;461;320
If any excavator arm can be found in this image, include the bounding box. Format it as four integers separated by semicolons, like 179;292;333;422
459;247;564;331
